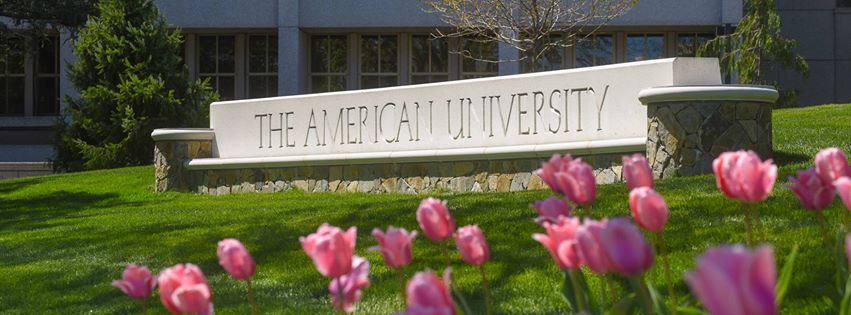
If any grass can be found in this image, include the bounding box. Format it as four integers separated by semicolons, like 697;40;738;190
1;104;850;314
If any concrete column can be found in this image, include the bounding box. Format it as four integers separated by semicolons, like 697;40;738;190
59;31;78;116
277;0;306;96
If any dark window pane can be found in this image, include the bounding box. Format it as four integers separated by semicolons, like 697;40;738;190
312;75;346;93
646;35;664;59
411;36;429;73
329;76;346;92
218;76;235;100
249;76;264;98
361;36;379;73
575;37;594;68
35;78;58;115
218;36;235;73
7;77;25;115
380;75;397;87
430;38;448;73
677;34;696;57
311;76;327;93
380;36;398;73
38;37;57;74
248;35;267;73
361;76;379;89
311;36;327;72
269;36;278;72
199;36;216;73
462;39;498;73
627;35;645;62
268;76;277;96
328;36;347;73
596;35;614;65
411;75;428;85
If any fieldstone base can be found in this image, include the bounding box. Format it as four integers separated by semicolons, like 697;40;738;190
646;101;772;179
154;140;213;192
184;153;633;195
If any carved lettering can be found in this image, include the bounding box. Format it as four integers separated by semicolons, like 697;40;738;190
548;90;562;134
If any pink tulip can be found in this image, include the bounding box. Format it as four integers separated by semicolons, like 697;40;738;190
455;225;490;266
371;227;417;268
686;245;777;315
836;177;851;211
789;168;836;211
846;234;851;268
623;154;654;190
329;256;370;313
575;219;613;274
533;216;583;269
417;198;456;242
629;187;670;233
598;218;654;277
112;264;156;300
555;159;597;206
158;263;213;315
713;150;777;203
537;154;572;195
402;269;456;315
300;224;357;278
815;148;851;184
217;238;256;281
531;196;572;225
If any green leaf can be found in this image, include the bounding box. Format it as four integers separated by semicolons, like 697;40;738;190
675;306;708;315
562;270;579;313
839;275;851;315
605;293;636;315
647;280;670;315
775;244;799;305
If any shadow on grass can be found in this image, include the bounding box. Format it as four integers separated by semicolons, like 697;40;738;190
773;150;811;167
0;190;130;230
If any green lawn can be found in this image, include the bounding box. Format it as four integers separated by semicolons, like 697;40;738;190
1;104;850;314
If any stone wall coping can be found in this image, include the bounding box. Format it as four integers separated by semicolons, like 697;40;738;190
151;128;215;141
637;85;779;105
185;137;646;170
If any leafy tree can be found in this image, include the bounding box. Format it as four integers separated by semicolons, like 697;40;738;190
0;0;95;54
698;0;808;106
54;0;217;171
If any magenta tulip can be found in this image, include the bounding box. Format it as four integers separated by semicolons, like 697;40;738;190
329;256;370;313
531;196;571;225
112;264;156;300
371;226;417;268
455;225;490;266
533;216;583;269
402;269;456;315
417;198;456;242
555;159;597;206
537;154;572;195
598;218;654;277
623;153;654;190
836;177;851;210
629;187;670;233
713;150;777;203
300;224;357;278
158;263;213;315
815;148;851;184
789;168;836;211
575;219;613;274
686;245;777;315
217;238;256;281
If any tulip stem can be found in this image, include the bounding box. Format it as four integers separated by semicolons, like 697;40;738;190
751;203;763;242
742;202;754;247
629;276;654;315
441;242;452;269
480;265;493;315
568;269;589;313
817;211;832;248
247;277;257;315
137;299;147;315
397;267;406;304
657;232;677;314
335;276;345;315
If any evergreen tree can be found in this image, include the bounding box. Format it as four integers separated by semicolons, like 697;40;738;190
698;0;808;106
54;0;217;171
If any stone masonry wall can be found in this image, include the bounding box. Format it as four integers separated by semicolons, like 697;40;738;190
154;140;213;192
646;101;772;179
186;153;634;195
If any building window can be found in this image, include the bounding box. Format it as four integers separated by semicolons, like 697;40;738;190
627;34;665;62
0;38;26;116
839;0;851;7
247;35;278;98
198;35;236;100
35;37;60;115
574;34;614;68
521;35;565;73
360;35;398;89
677;33;715;57
310;35;348;93
410;35;449;84
461;38;498;79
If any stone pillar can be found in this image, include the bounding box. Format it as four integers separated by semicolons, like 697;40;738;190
639;86;778;179
152;129;215;192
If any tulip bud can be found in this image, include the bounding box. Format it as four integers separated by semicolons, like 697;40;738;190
622;153;654;190
713;150;777;203
629;187;670;232
598;218;654;277
300;224;357;278
530;196;571;225
371;227;416;268
217;238;256;281
455;225;490;266
158;263;213;315
533;216;583;269
789;168;836;211
686;245;777;315
815;148;851;184
416;198;456;242
329;256;370;313
112;264;156;300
